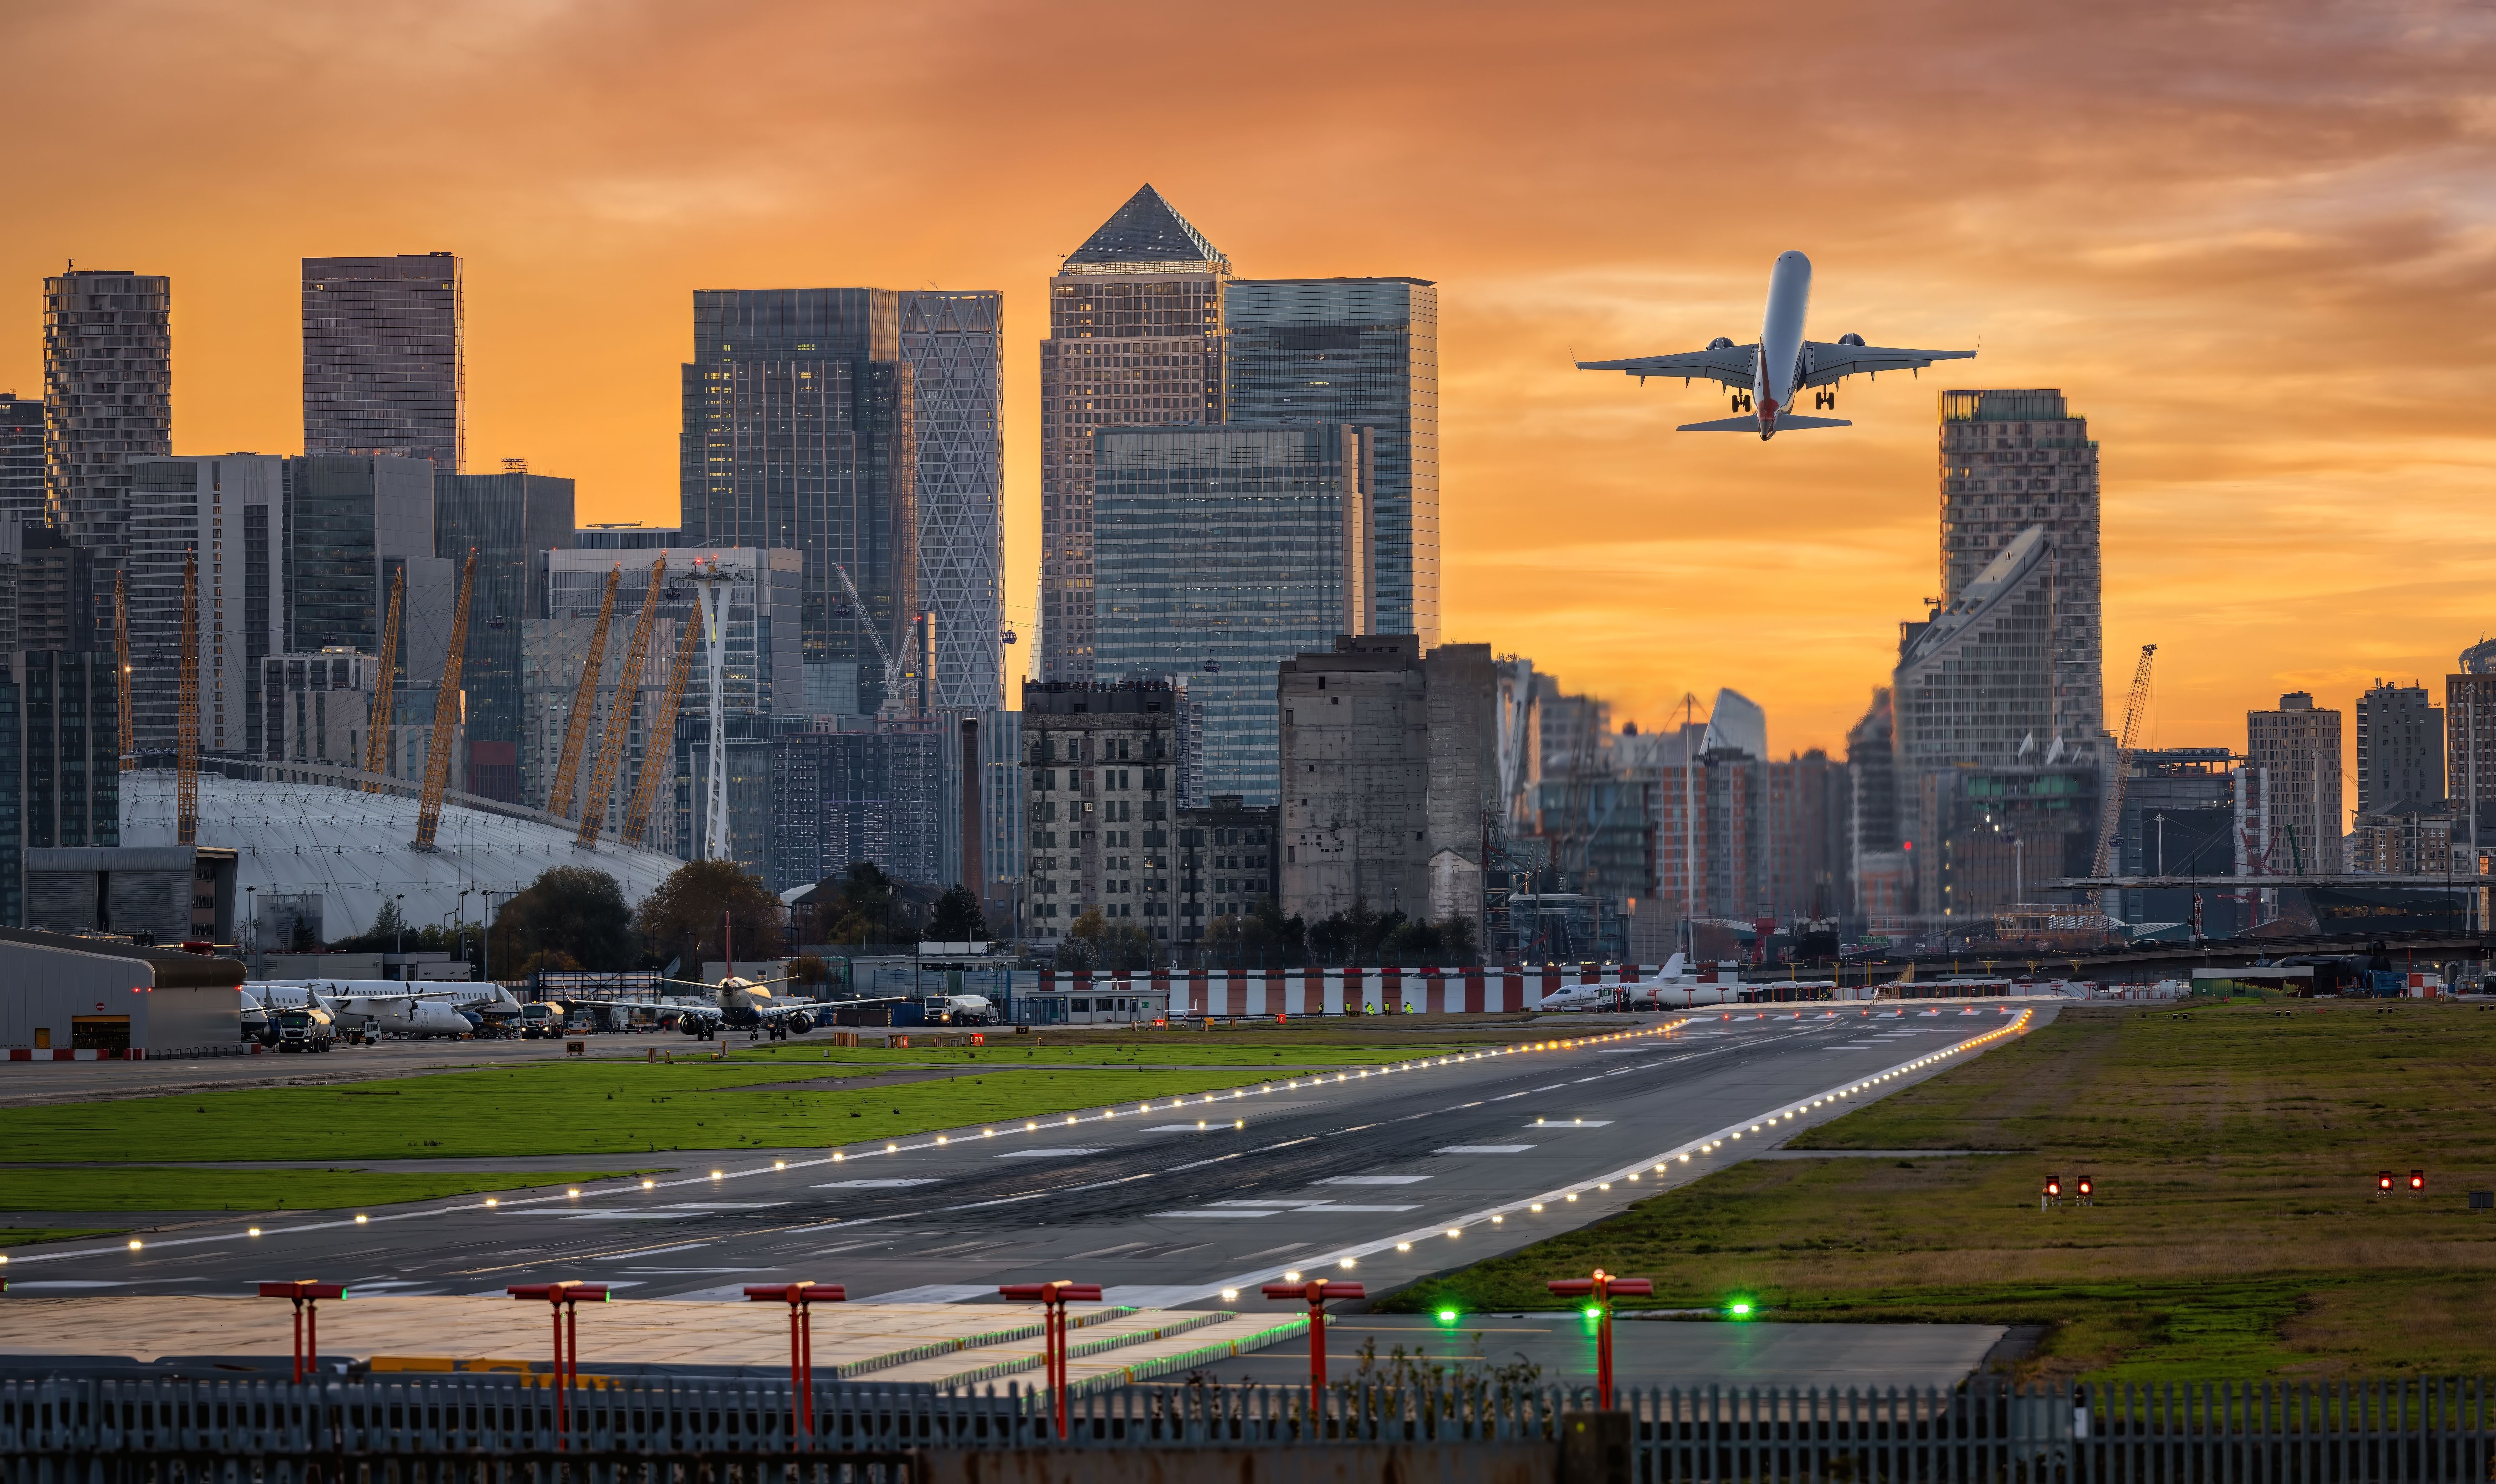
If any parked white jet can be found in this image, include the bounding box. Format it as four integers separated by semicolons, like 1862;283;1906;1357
1577;252;1974;439
1533;955;1689;1012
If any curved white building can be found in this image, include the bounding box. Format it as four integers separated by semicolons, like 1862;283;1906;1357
119;771;682;940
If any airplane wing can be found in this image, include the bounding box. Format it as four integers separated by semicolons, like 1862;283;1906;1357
1577;343;1756;389
1801;339;1974;388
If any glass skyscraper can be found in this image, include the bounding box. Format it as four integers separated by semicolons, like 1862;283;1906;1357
1224;278;1438;647
1039;186;1229;684
1092;422;1370;804
679;288;915;714
302;254;466;472
899;290;1004;712
435;469;574;801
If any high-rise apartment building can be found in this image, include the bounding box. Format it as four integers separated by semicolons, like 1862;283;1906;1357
0;396;43;532
2354;679;2442;816
1938;390;2103;756
1016;679;1192;942
435;469;574;801
1091;422;1370;803
1894;527;2059;770
302;254;465;472
0;524;98;658
899;291;1004;711
679;288;915;715
1038;186;1229;684
1225;278;1439;646
0;650;122;925
2247;691;2343;875
123;455;288;761
769;723;946;893
2446;666;2496;866
43;269;171;575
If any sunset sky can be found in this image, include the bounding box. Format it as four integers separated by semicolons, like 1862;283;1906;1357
4;0;2490;786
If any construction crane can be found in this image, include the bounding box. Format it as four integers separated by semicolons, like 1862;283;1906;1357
2093;643;2159;882
364;567;404;791
833;561;912;721
413;553;476;852
114;571;132;772
622;615;702;848
545;564;619;817
578;554;666;847
177;554;199;846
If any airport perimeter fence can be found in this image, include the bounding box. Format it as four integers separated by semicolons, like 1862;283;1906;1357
3;1373;2495;1481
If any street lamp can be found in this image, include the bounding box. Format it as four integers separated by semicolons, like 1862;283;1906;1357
393;893;406;965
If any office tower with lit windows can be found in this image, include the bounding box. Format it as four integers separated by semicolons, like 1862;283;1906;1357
679;288;915;715
43;268;171;575
1038;186;1229;684
303;254;465;472
1224;277;1439;647
1091;421;1370;804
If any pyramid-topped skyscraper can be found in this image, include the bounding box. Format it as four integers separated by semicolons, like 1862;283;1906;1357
1037;186;1231;684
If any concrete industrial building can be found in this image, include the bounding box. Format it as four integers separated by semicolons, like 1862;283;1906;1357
2247;692;2344;876
1039;186;1230;685
1016;680;1191;942
0;928;242;1059
1937;390;2103;764
123;455;288;761
0;395;41;531
24;844;236;945
1223;277;1439;648
435;468;574;800
1177;795;1280;938
679;288;915;715
1275;635;1499;935
1092;422;1370;803
302;253;465;472
44;269;172;575
2354;679;2442;818
900;291;1005;713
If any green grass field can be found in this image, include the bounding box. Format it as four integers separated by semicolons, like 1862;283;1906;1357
2;1061;1278;1162
0;1167;643;1213
1387;1002;2496;1381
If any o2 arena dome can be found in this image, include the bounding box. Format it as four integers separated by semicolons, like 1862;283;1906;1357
120;771;684;940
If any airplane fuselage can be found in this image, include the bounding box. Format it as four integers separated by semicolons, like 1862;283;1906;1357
1752;251;1812;440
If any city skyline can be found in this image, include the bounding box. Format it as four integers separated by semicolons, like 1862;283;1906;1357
3;2;2489;772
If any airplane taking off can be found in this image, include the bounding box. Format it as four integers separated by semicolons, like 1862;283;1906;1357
1576;252;1974;439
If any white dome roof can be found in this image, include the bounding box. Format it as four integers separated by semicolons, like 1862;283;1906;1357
119;771;684;940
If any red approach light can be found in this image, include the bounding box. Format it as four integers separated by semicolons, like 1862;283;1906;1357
2410;1171;2426;1192
2044;1176;2062;1198
2075;1176;2093;1197
2378;1172;2396;1193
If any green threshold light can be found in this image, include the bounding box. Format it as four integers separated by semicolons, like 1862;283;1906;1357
1584;1307;1603;1320
1437;1308;1461;1324
1727;1300;1755;1319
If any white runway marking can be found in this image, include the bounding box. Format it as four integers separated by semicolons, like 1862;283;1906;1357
1316;1175;1429;1185
1436;1144;1533;1154
994;1148;1108;1158
817;1179;940;1188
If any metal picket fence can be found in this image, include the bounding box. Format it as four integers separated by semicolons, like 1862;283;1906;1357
0;1372;2491;1480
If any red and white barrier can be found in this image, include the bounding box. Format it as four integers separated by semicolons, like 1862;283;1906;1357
5;1048;146;1061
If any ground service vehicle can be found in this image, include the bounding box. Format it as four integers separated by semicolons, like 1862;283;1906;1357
276;1006;337;1053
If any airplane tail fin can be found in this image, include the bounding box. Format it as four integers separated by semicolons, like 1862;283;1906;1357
1659;951;1686;979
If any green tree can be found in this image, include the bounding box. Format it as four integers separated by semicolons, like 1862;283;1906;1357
328;897;412;953
804;862;921;945
488;866;635;974
926;884;989;941
634;859;786;972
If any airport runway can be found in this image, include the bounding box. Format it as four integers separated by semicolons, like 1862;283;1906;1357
6;1002;2050;1310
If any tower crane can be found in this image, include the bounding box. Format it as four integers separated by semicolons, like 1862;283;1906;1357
546;564;618;817
413;552;476;852
578;554;666;847
364;567;404;790
177;554;199;847
2093;643;2158;884
622;615;702;848
833;561;913;721
114;571;132;772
